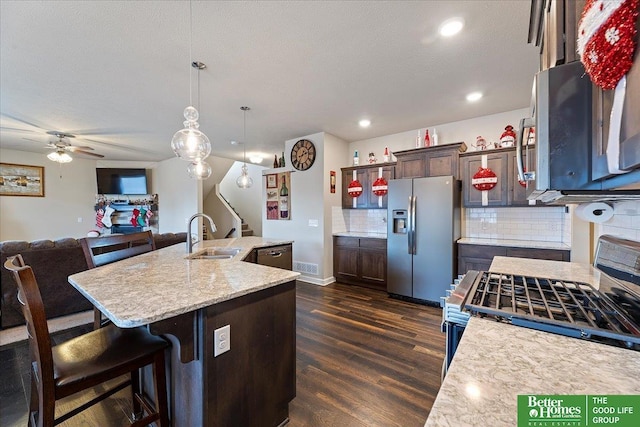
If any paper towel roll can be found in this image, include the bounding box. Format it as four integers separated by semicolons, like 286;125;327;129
575;202;614;223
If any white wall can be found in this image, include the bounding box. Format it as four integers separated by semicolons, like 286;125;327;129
322;133;349;281
153;157;200;235
219;161;266;237
349;108;530;164
262;132;330;284
0;148;97;241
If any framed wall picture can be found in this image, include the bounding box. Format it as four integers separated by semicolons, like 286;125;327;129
266;174;278;189
0;163;45;197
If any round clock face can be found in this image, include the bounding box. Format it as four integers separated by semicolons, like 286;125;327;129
291;139;316;171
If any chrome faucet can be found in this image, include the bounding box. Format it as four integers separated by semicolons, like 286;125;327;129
187;213;217;254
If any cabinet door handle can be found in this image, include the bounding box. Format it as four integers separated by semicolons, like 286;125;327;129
269;252;283;257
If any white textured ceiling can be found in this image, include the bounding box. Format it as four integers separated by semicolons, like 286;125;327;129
0;1;540;163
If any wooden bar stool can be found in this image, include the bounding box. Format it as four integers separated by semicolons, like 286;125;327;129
4;254;170;427
78;230;156;329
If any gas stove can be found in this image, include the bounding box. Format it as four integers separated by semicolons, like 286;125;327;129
462;270;640;350
454;235;640;352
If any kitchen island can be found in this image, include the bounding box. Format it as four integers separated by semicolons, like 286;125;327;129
425;257;640;427
69;236;300;427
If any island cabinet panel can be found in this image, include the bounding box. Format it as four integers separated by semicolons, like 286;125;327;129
204;281;296;427
457;243;570;276
393;142;466;179
334;236;387;290
341;163;395;209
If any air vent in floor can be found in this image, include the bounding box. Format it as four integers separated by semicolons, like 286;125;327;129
293;261;318;275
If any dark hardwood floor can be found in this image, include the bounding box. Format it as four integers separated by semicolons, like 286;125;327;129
0;282;445;426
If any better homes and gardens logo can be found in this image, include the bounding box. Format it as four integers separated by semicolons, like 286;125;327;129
518;395;640;427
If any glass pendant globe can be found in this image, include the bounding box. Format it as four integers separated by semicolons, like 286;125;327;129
171;106;212;161
236;164;253;188
187;160;212;180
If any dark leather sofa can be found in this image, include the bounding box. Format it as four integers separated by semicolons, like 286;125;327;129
0;232;187;329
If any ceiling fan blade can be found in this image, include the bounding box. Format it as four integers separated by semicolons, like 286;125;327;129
67;145;95;151
21;137;46;144
0;113;49;131
1;126;40;134
80;137;159;155
73;149;104;158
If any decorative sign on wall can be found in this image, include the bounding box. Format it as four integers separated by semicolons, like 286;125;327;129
266;171;291;220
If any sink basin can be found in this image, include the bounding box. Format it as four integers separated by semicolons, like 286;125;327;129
187;247;241;260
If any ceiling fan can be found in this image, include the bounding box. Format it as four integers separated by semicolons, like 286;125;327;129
42;131;104;163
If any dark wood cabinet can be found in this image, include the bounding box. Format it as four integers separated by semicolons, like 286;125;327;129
457;243;570;276
460;149;509;207
461;146;542;207
393;142;466;179
508;146;537;206
341;163;395;209
529;0;584;70
333;236;386;290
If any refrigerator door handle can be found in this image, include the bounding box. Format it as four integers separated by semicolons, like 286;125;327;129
407;196;413;254
411;196;417;255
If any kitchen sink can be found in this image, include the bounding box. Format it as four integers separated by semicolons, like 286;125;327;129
187;247;242;260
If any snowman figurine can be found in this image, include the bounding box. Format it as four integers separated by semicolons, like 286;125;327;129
500;125;517;147
475;136;488;150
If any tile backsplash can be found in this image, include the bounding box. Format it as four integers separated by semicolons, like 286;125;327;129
465;206;569;243
596;200;640;242
333;208;387;234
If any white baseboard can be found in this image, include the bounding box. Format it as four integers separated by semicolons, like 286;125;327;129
297;275;335;286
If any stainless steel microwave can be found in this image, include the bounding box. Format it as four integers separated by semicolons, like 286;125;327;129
517;61;640;204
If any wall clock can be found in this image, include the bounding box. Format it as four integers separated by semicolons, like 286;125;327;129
291;139;316;171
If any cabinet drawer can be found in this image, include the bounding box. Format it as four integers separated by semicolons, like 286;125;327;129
506;248;568;261
359;238;386;249
458;244;506;258
334;236;359;247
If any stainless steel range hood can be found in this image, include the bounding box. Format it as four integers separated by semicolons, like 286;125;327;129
517;61;640;205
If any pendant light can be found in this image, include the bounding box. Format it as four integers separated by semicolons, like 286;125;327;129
170;1;212;179
236;106;253;189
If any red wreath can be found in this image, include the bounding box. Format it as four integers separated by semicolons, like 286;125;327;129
372;177;388;196
472;167;498;191
348;179;363;198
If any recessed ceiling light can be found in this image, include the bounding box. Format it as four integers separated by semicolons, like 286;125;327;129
359;119;371;128
439;18;464;37
466;92;483;102
249;156;263;164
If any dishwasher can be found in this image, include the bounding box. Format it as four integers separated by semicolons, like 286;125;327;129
257;245;292;270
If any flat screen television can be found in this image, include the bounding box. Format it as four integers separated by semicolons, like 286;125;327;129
96;168;149;195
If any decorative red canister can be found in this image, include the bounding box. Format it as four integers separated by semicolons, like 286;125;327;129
372;177;388;196
472;167;498;191
347;179;363;197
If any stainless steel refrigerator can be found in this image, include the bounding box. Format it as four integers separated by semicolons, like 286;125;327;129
387;176;460;304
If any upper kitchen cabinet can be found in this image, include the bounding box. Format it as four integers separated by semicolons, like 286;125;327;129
529;0;585;70
341;163;395;209
508;145;537;206
393;142;467;179
460;149;509;207
462;146;541;207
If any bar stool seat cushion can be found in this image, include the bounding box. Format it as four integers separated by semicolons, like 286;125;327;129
53;324;168;389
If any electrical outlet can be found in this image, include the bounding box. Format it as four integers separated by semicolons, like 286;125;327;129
213;325;230;357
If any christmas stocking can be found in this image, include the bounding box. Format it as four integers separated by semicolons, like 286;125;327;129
130;208;140;226
145;209;154;227
102;205;115;228
96;208;105;228
137;208;147;226
577;0;639;89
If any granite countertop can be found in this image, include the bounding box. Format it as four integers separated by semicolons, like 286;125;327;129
425;257;640;427
457;237;571;250
68;237;300;328
333;232;387;239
